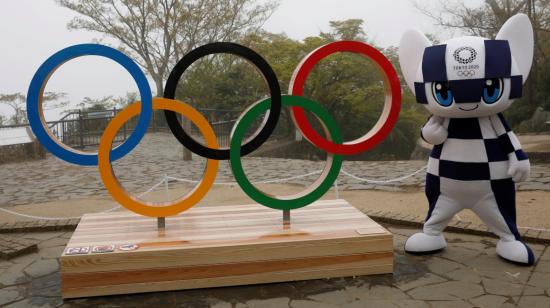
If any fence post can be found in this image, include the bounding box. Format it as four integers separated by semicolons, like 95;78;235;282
152;110;157;132
62;122;66;144
183;118;192;161
118;108;127;141
79;110;84;150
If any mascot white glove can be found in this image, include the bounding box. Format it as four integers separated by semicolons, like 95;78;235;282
421;116;448;145
508;153;530;182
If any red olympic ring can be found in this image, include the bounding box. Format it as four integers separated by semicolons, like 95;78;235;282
289;40;401;155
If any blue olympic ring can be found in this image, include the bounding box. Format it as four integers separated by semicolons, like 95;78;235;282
26;44;153;166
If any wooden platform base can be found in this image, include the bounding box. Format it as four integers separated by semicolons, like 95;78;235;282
60;199;393;299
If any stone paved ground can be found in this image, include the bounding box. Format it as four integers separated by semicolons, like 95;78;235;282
1;133;549;207
0;226;549;307
0;236;37;260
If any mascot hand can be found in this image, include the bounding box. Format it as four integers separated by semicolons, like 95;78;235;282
508;154;530;182
422;116;448;145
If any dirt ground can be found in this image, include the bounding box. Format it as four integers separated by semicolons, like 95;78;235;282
1;183;549;231
519;134;550;152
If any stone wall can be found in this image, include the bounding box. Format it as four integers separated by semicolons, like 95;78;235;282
0;141;46;165
409;137;550;163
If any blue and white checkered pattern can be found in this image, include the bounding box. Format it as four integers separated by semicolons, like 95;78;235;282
420;112;531;257
401;13;535;264
424;113;527;182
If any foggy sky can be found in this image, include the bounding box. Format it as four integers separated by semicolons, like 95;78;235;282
0;0;480;121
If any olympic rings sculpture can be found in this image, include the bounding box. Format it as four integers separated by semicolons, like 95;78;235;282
27;41;401;217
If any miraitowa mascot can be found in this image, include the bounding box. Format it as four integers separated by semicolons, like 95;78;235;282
398;14;535;265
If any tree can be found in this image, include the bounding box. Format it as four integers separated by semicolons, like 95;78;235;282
0;92;68;125
177;19;426;159
175;31;306;139
414;0;534;37
321;19;367;41
77;95;116;111
298;20;424;159
114;91;139;108
58;0;279;96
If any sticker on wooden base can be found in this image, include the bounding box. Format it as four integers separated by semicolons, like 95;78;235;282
92;245;115;254
65;246;90;255
118;244;139;251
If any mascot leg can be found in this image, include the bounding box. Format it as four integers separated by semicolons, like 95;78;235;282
405;174;462;253
472;179;535;265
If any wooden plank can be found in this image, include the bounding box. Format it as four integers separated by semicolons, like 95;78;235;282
76;203;364;231
60;199;393;298
62;264;393;298
61;237;392;273
69;211;375;235
62;251;392;288
65;218;386;246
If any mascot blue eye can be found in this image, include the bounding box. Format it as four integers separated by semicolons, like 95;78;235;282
482;78;503;104
432;82;453;107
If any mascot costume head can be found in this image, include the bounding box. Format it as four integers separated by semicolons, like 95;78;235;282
399;14;535;265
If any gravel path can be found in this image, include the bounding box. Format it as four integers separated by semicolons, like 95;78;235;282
1;133;548;207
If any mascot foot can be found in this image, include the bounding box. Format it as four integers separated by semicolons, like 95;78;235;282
496;240;535;265
405;232;446;254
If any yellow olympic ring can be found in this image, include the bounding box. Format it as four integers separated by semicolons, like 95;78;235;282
98;98;219;217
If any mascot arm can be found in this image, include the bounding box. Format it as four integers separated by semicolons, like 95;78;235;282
490;113;531;182
420;115;448;145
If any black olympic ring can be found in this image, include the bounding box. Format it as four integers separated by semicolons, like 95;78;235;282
163;42;281;160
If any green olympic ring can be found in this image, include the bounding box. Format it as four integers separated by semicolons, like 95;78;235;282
230;95;343;210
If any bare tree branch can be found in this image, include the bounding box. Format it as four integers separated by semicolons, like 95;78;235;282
0;92;68;125
57;0;279;96
414;0;549;37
